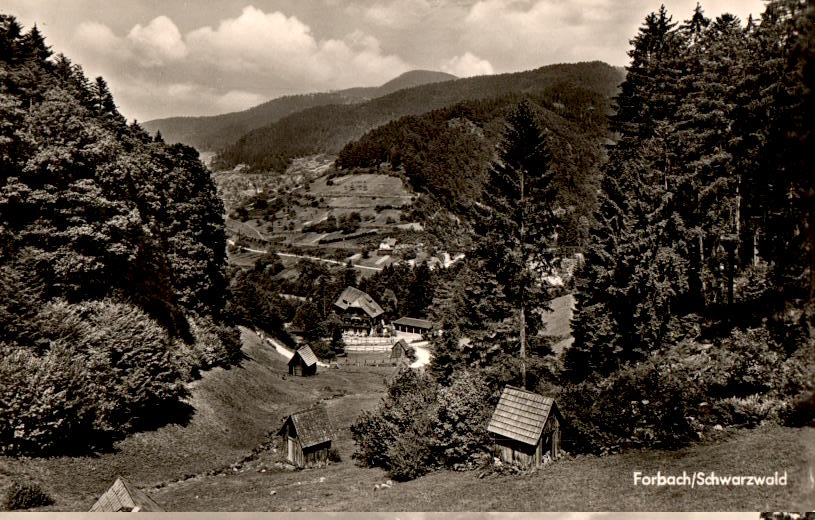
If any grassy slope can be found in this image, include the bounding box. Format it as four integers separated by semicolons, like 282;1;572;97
0;328;390;511
151;426;815;511
3;324;812;511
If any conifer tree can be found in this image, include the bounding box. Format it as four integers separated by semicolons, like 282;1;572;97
470;99;557;388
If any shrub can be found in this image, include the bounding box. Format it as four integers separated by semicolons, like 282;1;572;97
433;370;494;466
388;432;433;481
559;359;700;453
785;391;815;427
0;299;195;455
4;481;54;510
328;447;342;463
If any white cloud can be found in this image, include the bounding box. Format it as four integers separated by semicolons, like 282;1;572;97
126;15;187;66
68;5;412;119
112;79;269;121
442;52;494;77
461;0;644;69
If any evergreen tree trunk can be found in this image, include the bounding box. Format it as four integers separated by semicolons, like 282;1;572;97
520;303;526;389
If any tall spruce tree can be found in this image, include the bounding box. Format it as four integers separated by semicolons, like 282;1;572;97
469;99;557;388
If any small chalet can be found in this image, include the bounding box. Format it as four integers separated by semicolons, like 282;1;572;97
334;286;384;335
487;386;562;468
390;338;414;360
393;316;433;335
89;477;164;512
289;345;318;376
278;406;334;468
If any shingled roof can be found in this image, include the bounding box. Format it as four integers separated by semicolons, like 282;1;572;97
487;386;559;447
89;477;164;512
279;406;333;449
334;286;384;318
290;345;318;367
393;316;434;329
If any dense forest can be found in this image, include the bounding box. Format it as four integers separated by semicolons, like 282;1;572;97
212;61;623;173
143;70;457;152
0;16;240;455
335;89;610;245
352;0;815;480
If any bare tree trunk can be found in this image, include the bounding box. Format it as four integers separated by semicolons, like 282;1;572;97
520;304;526;390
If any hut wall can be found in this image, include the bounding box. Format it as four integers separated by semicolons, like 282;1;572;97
493;437;537;467
289;359;316;376
493;416;561;467
302;441;331;467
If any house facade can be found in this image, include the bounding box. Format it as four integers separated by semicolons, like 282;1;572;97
334;286;384;335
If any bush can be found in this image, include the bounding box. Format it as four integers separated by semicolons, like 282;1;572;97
0;299;195;455
786;391;815;427
559;359;700;454
433;371;494;466
4;481;54;510
388;432;433;481
328;447;342;463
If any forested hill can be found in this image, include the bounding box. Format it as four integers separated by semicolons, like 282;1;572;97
336;91;610;246
213;61;624;173
0;15;240;456
143;70;456;152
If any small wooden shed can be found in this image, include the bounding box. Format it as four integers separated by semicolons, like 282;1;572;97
89;477;164;512
390;338;413;359
278;406;334;468
487;386;562;468
289;345;318;376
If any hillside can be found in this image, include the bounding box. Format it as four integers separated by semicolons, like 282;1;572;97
335;93;609;246
5;327;811;512
143;70;456;152
0;15;239;457
213;61;624;173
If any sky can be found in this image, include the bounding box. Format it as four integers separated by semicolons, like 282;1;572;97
5;0;767;122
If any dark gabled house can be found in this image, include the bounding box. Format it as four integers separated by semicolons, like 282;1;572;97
487;386;562;468
289;345;318;376
89;477;164;512
278;406;334;468
334;286;384;335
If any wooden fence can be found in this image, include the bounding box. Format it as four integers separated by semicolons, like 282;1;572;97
335;358;402;367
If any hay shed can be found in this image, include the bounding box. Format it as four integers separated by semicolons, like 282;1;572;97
487;386;562;467
89;477;164;512
289;345;318;376
278;406;334;468
390;338;412;359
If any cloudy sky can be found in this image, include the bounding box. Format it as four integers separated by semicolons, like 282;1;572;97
6;0;765;122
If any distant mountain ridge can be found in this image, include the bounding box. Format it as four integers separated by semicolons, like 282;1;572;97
213;61;625;173
143;70;456;152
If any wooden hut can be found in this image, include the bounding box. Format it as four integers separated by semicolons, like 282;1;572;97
289;345;318;376
277;406;334;468
390;338;412;359
89;477;164;512
487;386;562;468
